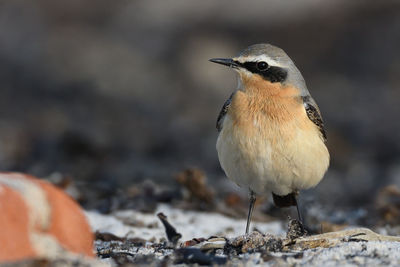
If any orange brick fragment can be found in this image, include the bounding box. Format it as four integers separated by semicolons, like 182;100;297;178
0;172;94;263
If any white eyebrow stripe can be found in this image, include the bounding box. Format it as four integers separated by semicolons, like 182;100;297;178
234;55;284;67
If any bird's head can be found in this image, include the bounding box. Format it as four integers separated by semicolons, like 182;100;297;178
210;43;307;94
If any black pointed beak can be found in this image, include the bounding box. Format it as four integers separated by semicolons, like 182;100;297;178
209;58;238;68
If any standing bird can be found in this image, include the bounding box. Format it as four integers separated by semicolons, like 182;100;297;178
210;44;329;234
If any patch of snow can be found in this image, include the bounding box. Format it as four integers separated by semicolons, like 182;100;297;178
85;203;284;241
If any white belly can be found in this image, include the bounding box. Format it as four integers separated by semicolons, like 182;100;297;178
216;115;330;196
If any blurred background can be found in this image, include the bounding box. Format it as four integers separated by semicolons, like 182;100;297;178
1;0;400;223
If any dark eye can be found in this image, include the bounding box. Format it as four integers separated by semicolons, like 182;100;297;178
256;61;269;71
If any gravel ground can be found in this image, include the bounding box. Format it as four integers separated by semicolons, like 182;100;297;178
84;204;400;266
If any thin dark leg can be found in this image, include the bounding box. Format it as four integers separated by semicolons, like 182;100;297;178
293;194;310;236
245;190;256;234
294;194;303;224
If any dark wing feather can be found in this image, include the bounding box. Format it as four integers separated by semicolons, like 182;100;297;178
216;93;234;132
302;95;327;142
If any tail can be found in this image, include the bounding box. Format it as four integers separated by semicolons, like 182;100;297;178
272;192;297;207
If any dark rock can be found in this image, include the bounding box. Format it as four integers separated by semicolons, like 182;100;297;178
174;248;227;265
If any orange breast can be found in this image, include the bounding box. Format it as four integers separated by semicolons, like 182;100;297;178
230;74;311;140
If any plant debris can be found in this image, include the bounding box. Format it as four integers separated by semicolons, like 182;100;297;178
286;228;400;251
228;231;283;254
157;212;182;245
286;218;307;240
175;168;214;205
375;185;400;225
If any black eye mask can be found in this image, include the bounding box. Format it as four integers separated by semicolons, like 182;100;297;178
234;61;288;83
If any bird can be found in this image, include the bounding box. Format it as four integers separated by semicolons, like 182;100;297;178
210;44;330;234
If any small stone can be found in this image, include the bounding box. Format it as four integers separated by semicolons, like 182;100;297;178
199;238;226;250
182;238;206;247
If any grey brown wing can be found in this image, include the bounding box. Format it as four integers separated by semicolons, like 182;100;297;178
302;95;327;142
216;93;234;132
